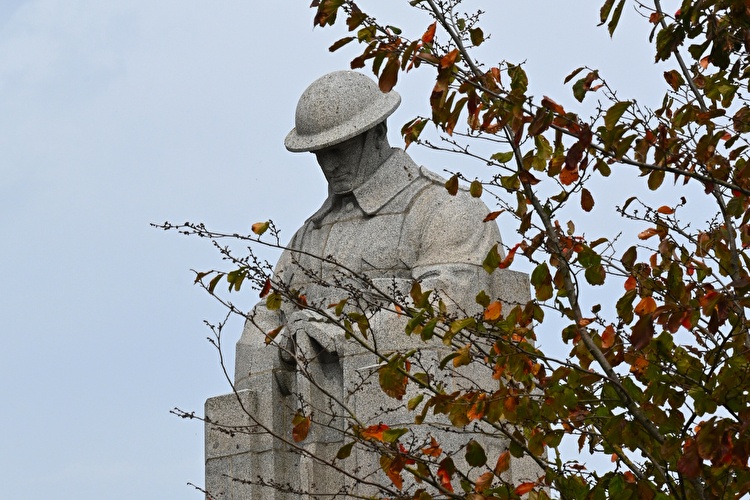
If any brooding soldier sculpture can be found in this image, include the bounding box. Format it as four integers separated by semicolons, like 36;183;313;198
205;71;538;499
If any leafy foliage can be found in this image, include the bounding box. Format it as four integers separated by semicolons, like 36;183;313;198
162;1;750;498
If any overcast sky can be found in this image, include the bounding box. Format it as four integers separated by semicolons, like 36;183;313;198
0;2;671;498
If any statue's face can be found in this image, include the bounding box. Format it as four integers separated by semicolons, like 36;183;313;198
314;133;369;195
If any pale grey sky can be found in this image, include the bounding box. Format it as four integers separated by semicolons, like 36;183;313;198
0;2;671;498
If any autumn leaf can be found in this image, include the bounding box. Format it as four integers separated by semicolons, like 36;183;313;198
581;188;595;212
292;412;311;442
484;301;502;321
445;174;459;195
494;450;511;474
469;180;483;197
259;278;272;298
379;357;408;399
264;325;283;346
483;210;503;222
475;471;494;492
421;21;436;43
437;458;455;492
422;437;442;457
362;423;389;441
251;221;270;235
630;314;655;350
514;482;536;495
601;324;616;349
624;275;637;291
634;296;657;316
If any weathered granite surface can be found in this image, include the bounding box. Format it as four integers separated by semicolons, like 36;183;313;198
205;71;541;498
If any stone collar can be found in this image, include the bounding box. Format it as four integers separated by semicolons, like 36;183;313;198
309;148;420;226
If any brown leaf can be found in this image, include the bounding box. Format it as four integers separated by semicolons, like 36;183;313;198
541;95;565;115
475;471;494;492
630;314;655;350
292;413;311;442
362;423;389;441
483;210;503;222
602;324;616;349
445;174;459;195
581;188;594;212
379;56;400;92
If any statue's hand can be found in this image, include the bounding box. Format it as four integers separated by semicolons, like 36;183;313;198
287;309;340;354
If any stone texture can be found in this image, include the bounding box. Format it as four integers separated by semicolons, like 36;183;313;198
206;71;542;498
284;71;401;153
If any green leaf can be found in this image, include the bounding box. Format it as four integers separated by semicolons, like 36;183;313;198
604;101;631;130
572;78;587;103
621;246;637;271
208;273;223;294
469;27;484;46
648;169;665;190
465;439;488;467
336;441;355;460
585;264;606;286
266;292;283;311
383;428;409;443
491;151;514;163
530;263;553;300
482;244;501;274
407;394;424;410
607;0;625;36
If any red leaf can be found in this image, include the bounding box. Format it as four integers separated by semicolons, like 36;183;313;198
436;458;455;492
259;278;272;298
624;276;637;291
498;245;518;269
362;423;389;441
514;482;536;495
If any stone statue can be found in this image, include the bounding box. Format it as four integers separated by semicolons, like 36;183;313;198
205;71;538;499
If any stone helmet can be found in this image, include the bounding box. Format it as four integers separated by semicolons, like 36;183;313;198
284;70;401;153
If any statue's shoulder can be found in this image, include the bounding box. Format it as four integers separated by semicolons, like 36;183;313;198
417;165;448;186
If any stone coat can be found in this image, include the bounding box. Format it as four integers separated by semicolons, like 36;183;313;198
235;147;503;389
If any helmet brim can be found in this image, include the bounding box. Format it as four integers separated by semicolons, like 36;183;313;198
284;91;401;153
